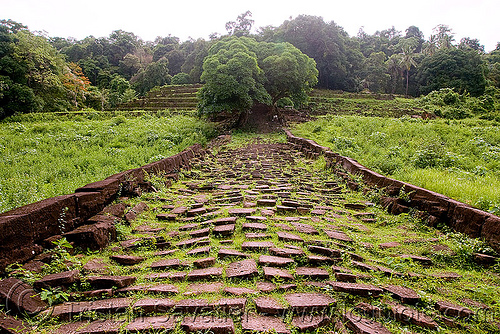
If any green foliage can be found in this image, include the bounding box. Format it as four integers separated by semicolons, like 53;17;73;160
259;41;318;106
198;36;318;117
275;15;363;91
3;16;500;115
131;58;171;96
292;115;500;210
417;48;486;96
198;37;269;114
417;88;498;119
276;97;294;108
225;11;254;37
170;72;191;85
106;75;135;108
39;287;70;306
412;141;458;168
0;113;215;213
360;51;390;93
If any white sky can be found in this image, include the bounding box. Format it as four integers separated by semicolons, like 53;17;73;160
2;0;499;52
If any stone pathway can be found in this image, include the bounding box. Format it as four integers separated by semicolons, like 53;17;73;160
1;139;499;334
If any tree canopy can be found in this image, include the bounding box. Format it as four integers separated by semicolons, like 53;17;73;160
197;36;318;118
417;48;486;96
1;14;499;118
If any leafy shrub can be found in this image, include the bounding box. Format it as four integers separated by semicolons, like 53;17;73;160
419;88;461;106
418;87;499;119
412;142;458;168
171;73;191;85
438;106;473;119
374;156;403;174
329;136;357;150
110;115;127;126
276;97;294;108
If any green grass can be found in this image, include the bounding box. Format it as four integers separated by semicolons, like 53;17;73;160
309;89;422;118
8;131;500;334
0;112;216;213
291;115;500;213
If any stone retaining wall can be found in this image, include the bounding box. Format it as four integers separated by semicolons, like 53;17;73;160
0;144;205;272
284;129;500;253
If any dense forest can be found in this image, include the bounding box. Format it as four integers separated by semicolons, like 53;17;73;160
1;13;499;119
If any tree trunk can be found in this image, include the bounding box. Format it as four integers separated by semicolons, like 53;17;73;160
236;110;249;128
405;70;409;97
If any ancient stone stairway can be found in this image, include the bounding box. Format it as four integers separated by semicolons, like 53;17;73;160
1;137;499;334
115;85;201;111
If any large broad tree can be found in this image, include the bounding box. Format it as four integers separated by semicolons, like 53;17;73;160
416;48;486;96
359;51;389;93
198;37;269;118
276;15;362;91
198;36;318;125
258;42;318;107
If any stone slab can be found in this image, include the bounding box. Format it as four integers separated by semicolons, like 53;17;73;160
213;224;235;236
110;255;144;266
324;230;353;243
133;298;176;313
242;315;290;334
87;275;136;289
343;313;391;334
269;247;304;258
241;241;275;251
185;283;224;295
150;259;183;270
390;303;438;329
186;246;211;256
181;316;234;334
291;315;330;332
258;255;294;267
194;257;216;268
435;300;474;319
223;287;258;296
328;282;383;297
284;293;336;313
187;267;223;281
218;248;251;259
34;270;80;290
263;267;294;281
295;267;329;280
242;222;268;231
254;297;287;315
277;231;304;243
227;208;256;215
383;285;421;305
46;298;131;320
126;316;176;333
226;259;258;279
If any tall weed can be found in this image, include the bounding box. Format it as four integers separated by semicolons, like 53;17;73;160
292;115;500;211
0;114;216;213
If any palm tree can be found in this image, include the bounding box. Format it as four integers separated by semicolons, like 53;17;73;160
399;45;417;96
423;35;438;56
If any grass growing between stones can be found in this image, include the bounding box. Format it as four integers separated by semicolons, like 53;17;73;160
291;115;500;213
6;132;500;334
0;112;216;213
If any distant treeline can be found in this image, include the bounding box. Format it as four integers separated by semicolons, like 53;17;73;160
1;13;499;118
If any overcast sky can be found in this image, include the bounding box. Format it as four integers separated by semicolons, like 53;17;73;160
2;0;499;52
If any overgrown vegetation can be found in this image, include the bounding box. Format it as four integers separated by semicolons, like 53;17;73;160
292;114;500;213
12;131;500;334
2;13;500;119
198;36;318;120
0;112;216;213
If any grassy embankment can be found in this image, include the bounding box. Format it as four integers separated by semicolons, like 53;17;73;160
0;111;216;213
293;94;500;213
